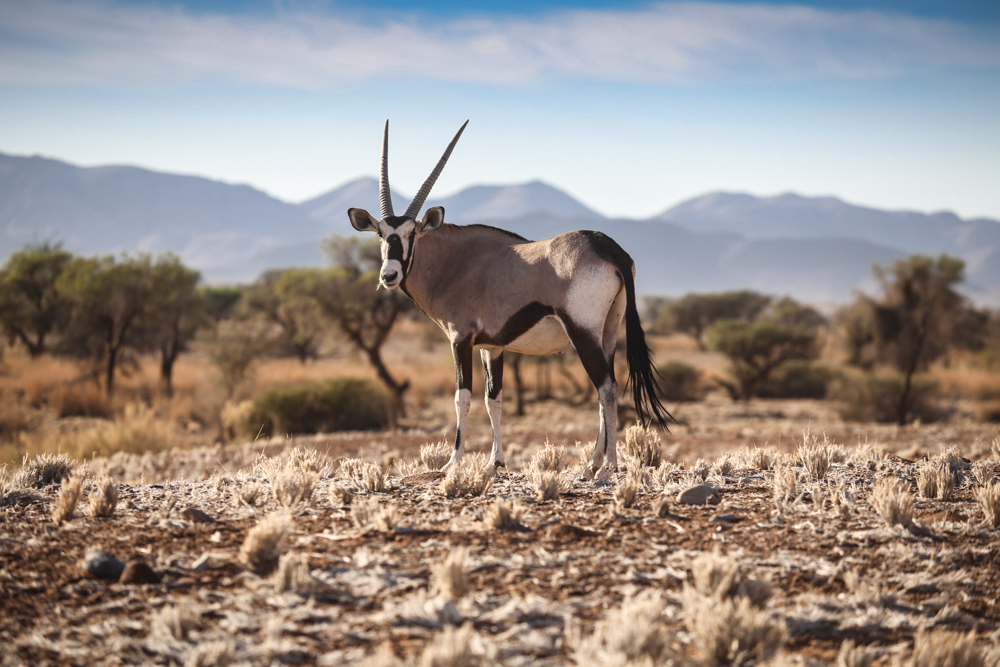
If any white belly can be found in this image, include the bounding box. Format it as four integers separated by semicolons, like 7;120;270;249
504;316;571;355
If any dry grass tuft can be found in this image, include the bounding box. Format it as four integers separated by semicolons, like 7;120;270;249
849;442;885;470
528;468;568;502
272;465;319;508
685;593;786;666
689;546;772;608
969;460;997;487
621;424;662;469
232;479;268;508
973;480;1000;528
239;511;292;569
356;462;392;493
651;495;672;518
441;454;493;498
351;497;398;532
154;602;200;641
797;433;835;480
284;446;333;477
837;639;878;667
895;627;987;667
13;452;76;489
187;639;236;667
692;458;711;481
484;497;526;531
419;621;480;667
573;592;679;666
917;459;955;500
87;472;119;518
529;439;566;472
52;473;83;525
75;402;176;459
273;552;335;597
773;462;798;504
740;444;777;471
339;456;367;480
870;477;914;528
421;442;453;471
329;481;353;507
613;469;642;509
433;546;470;601
714;451;737;477
395;458;424;477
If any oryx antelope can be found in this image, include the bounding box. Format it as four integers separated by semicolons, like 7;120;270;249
348;121;671;475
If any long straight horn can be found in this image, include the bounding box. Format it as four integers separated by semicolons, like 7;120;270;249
379;120;394;219
404;120;469;220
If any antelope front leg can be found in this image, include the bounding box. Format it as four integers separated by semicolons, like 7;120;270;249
444;335;475;470
481;348;505;468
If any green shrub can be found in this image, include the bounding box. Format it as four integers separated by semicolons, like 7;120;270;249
248;378;390;436
655;362;703;402
755;361;837;399
830;372;940;423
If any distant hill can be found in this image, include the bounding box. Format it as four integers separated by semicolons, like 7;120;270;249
658;192;1000;299
2;151;998;305
0;152;326;278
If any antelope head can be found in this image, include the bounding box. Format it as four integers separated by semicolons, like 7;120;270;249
348;120;468;290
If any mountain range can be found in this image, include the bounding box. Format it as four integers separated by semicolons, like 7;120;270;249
2;151;998;306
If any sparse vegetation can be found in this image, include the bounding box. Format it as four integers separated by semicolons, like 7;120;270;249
441;455;493;498
52;473;83;525
870;477;914;528
239;511;292;569
87;472;119;518
248;378;391;436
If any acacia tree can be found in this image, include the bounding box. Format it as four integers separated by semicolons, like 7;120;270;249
656;290;773;350
314;234;413;423
56;254;156;396
709;319;819;401
0;243;73;357
866;255;976;425
144;256;203;396
246;269;325;363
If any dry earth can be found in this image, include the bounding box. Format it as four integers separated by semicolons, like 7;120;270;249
2;397;1000;666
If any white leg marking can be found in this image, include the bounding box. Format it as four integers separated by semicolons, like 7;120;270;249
485;390;504;467
445;388;472;469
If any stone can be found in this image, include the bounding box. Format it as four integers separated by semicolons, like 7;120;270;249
181;507;215;523
119;560;161;584
676;484;720;506
710;513;741;523
80;549;125;581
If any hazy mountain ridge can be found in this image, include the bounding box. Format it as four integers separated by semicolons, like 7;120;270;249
2;151;998;305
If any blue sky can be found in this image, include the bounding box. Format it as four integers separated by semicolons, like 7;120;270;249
1;0;998;220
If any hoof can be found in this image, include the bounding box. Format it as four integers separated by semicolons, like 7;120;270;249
492;460;506;468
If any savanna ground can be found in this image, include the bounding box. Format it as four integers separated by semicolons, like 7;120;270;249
2;323;1000;666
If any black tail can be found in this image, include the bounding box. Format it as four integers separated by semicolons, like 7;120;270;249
622;268;674;430
579;230;673;430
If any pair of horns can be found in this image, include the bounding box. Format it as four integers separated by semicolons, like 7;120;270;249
380;120;469;221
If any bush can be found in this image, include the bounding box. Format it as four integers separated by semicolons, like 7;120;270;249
248;378;390;436
830;372;940;424
655;362;703;402
755;361;837;399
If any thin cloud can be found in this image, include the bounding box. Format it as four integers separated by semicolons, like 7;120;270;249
0;1;997;87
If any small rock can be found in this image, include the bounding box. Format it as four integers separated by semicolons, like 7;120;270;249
181;507;215;523
80;549;125;581
676;484;720;506
119;559;161;584
710;513;741;523
192;552;229;570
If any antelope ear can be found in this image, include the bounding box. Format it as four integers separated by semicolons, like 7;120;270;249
420;206;445;232
348;208;380;233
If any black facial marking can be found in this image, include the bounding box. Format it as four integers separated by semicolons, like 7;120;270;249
386;234;405;263
384;215;410;229
477;302;555;347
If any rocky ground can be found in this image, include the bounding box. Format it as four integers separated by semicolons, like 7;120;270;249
2;397;999;666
